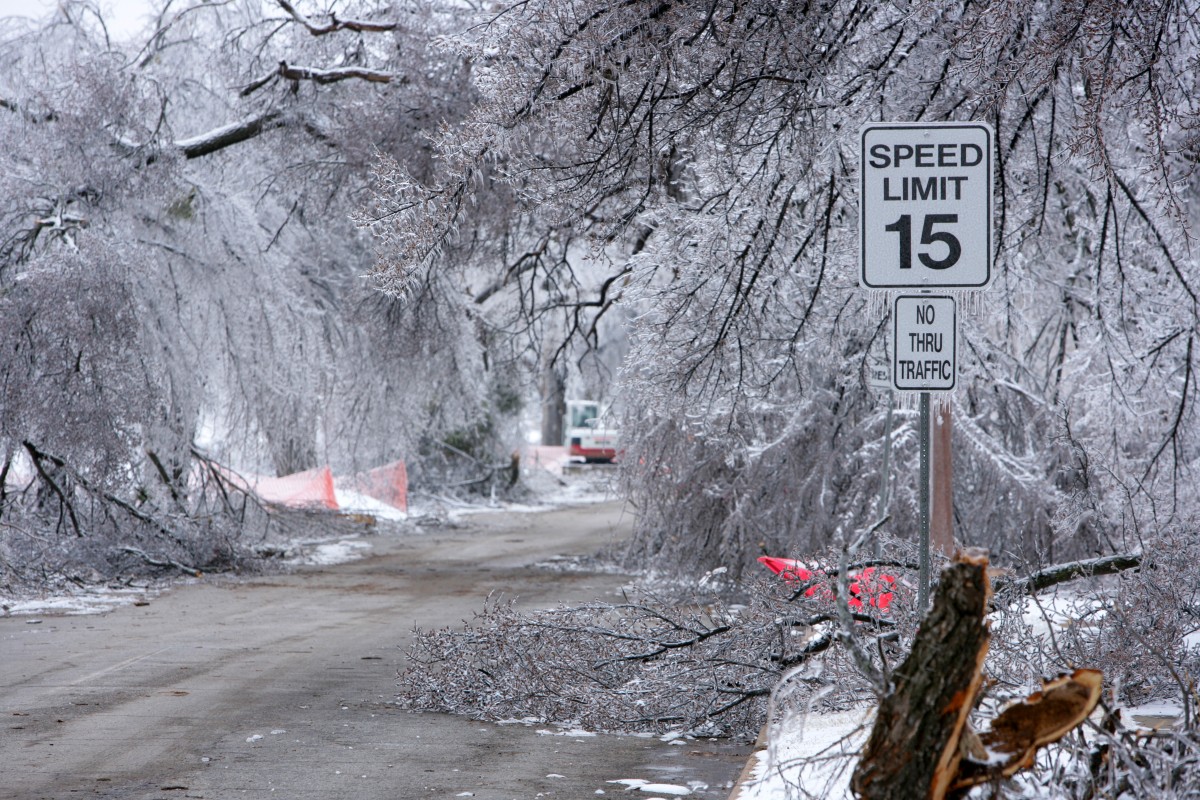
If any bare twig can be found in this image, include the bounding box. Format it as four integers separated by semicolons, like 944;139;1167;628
835;516;890;694
276;0;397;35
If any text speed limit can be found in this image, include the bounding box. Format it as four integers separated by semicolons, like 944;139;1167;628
860;123;993;289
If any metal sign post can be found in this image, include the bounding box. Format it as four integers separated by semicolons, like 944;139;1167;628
918;392;931;610
893;295;957;611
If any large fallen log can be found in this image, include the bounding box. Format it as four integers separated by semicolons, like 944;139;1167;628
850;549;1103;799
850;549;993;800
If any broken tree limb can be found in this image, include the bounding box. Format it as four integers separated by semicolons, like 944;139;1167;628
851;548;993;800
949;669;1103;795
993;553;1142;596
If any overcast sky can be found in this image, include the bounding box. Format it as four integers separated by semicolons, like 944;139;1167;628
0;0;156;40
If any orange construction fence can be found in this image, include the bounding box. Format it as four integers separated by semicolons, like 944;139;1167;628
346;460;408;513
250;465;339;510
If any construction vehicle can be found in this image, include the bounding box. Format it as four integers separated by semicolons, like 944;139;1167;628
564;399;619;463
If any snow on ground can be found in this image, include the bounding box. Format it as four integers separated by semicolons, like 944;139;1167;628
333;487;408;521
286;537;372;566
607;778;696;795
1126;699;1185;729
403;455;620;522
1015;584;1106;638
735;708;871;799
2;583;162;617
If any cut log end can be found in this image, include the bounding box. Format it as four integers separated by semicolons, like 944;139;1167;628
851;550;993;800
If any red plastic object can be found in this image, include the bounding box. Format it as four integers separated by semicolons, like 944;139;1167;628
758;556;896;611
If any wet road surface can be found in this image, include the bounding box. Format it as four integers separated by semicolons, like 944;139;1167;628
1;502;749;799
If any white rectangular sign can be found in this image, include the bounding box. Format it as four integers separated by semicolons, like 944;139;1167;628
893;295;956;391
866;361;891;391
861;123;993;289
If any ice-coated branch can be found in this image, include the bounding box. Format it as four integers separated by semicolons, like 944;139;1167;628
835;515;890;694
174;110;285;159
278;61;394;85
276;0;397;35
993;552;1143;596
121;546;200;576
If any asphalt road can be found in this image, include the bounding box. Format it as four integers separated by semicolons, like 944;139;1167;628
1;502;749;800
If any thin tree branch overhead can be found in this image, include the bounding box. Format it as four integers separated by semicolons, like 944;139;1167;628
278;61;393;85
275;0;397;35
175;110;285;159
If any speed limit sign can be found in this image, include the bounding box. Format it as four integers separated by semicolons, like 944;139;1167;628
860;122;993;289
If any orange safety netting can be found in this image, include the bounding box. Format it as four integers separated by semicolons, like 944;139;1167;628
250;465;339;510
759;555;897;611
521;445;568;476
346;460;408;513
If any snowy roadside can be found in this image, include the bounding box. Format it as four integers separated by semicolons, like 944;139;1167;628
732;709;869;800
731;699;1189;797
728;582;1195;799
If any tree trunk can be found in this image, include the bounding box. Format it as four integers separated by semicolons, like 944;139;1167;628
850;549;992;800
269;434;318;477
541;360;566;447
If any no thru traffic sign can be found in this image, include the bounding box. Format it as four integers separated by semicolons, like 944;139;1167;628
893;296;956;391
860;122;993;289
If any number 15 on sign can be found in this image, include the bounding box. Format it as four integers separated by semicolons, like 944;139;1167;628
860;122;993;289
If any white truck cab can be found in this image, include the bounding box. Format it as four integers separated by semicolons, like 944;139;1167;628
564;400;619;463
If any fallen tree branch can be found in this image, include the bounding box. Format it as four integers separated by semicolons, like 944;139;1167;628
121;546;200;576
995;552;1142;595
23;442;186;544
22;441;82;537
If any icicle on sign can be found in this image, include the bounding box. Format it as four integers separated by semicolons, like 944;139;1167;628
893;296;956;392
860;122;993;290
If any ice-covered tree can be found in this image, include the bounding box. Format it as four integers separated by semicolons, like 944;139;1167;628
364;0;1200;574
0;0;527;588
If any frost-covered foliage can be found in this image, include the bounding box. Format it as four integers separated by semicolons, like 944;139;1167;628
0;1;529;591
399;568;914;739
365;0;1200;576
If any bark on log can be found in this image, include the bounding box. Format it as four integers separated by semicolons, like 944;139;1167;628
850;548;992;800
